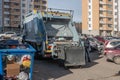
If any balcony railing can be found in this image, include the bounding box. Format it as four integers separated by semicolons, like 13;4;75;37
4;5;10;8
99;8;106;11
4;24;10;26
4;0;10;2
4;11;10;14
100;21;105;24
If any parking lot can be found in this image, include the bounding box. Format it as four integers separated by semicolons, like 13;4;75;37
33;51;120;80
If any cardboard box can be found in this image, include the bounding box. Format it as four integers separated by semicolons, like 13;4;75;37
6;63;20;77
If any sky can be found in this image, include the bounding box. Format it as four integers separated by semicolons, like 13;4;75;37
47;0;82;22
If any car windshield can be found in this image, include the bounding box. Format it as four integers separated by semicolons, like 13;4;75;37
110;41;120;46
5;32;15;34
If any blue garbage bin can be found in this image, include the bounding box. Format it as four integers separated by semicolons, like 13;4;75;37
0;40;36;80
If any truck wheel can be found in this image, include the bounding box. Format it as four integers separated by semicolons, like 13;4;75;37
113;56;120;65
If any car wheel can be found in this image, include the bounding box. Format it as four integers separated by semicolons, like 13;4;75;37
113;56;120;65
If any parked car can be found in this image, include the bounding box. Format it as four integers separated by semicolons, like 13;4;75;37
0;31;17;38
104;44;120;64
95;36;105;43
88;37;104;52
104;40;120;48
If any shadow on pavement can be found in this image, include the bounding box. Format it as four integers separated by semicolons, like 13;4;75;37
33;60;72;80
33;51;103;80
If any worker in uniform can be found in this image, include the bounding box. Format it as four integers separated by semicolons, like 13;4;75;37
84;35;91;62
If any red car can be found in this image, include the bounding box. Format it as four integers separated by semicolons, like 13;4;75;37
104;44;120;64
95;36;105;43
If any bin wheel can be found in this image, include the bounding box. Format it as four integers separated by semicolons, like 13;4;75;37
113;56;120;65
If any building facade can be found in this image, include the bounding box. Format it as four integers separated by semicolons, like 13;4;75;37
20;0;47;29
0;0;2;32
2;0;21;32
1;0;47;33
21;0;32;29
32;0;47;11
82;0;114;36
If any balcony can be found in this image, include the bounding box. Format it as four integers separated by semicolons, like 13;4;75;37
4;5;10;8
99;1;105;4
99;14;105;17
11;18;20;21
10;0;20;3
4;0;10;2
99;25;113;31
4;11;10;14
4;17;10;20
99;7;106;11
4;24;10;26
100;21;105;24
42;0;47;4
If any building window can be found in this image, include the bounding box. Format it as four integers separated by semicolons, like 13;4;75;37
89;0;91;2
115;0;117;2
89;12;91;15
14;3;19;6
108;5;112;8
89;18;91;21
100;24;103;27
115;25;117;28
108;24;112;27
99;4;103;8
108;0;112;2
89;24;91;27
14;15;18;18
22;4;25;7
22;9;25;13
115;12;117;15
115;18;118;22
107;11;112;15
89;5;91;9
108;18;112;21
34;5;40;8
34;0;40;2
115;5;118;9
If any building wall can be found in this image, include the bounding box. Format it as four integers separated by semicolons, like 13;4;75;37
82;0;99;36
33;0;47;11
20;0;47;28
82;0;114;36
2;0;21;32
82;0;88;33
113;0;118;33
0;0;2;32
21;0;32;29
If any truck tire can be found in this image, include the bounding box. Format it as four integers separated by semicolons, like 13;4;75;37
113;56;120;65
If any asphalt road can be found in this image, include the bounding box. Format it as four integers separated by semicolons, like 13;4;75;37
33;51;120;80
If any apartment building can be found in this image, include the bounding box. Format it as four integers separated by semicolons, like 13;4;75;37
20;0;47;28
0;0;2;32
3;0;21;32
21;0;32;29
32;0;47;11
1;0;47;33
82;0;114;36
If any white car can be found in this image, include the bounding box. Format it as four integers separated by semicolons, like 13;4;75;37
0;31;17;38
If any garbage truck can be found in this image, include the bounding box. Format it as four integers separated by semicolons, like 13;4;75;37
23;8;86;67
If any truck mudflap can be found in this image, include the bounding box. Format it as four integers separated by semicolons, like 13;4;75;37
64;46;86;67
